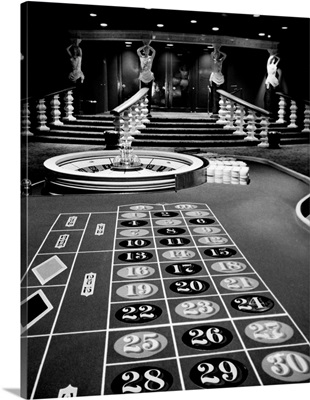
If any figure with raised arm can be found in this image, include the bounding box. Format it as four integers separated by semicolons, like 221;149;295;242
264;53;281;116
209;45;227;114
67;39;85;114
137;41;156;116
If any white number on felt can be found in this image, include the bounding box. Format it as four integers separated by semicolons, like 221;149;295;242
267;353;310;376
189;327;224;345
223;277;254;289
198;360;238;384
123;333;160;353
126;284;152;296
249;321;284;340
216;261;243;271
175;280;203;292
235;296;266;310
181;300;215;315
126;266;150;277
122;369;166;393
121;305;155;320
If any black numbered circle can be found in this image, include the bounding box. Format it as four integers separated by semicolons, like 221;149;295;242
121;220;148;227
157;227;186;235
118;251;153;262
189;218;215;225
115;303;162;324
231;295;274;313
111;366;173;394
160;237;191;246
119;239;151;248
170;279;209;294
154;211;179;218
165;263;202;276
182;325;233;351
204;247;237;258
189;357;248;388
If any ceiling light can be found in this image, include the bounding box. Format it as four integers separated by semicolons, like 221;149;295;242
253;14;260;17
167;43;174;46
258;32;265;36
212;27;219;31
282;26;288;29
90;13;97;17
268;35;271;38
100;23;108;27
125;41;132;44
157;23;164;28
191;20;197;23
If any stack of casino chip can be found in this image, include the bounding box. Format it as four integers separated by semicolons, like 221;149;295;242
205;157;250;185
231;165;241;184
223;165;232;184
206;162;215;183
239;165;250;185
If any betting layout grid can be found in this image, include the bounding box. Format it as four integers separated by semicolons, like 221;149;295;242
20;202;310;399
104;202;310;395
21;211;115;399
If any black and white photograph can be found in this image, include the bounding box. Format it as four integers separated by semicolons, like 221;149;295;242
2;0;310;399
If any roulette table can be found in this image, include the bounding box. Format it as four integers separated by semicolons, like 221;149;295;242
20;159;310;399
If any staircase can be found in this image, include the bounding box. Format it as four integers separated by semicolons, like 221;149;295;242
29;112;309;147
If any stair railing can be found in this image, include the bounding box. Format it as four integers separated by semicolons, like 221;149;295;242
106;88;150;166
21;86;76;137
217;89;272;147
110;87;150;138
276;92;310;133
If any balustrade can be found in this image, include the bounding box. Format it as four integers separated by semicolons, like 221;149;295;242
276;92;310;133
21;86;76;136
217;89;271;147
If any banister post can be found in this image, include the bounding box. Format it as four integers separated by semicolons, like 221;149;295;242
216;95;227;124
257;115;270;147
135;100;146;130
302;104;310;133
63;90;76;121
244;110;259;142
50;94;64;126
129;105;140;135
233;104;246;136
276;95;286;124
224;100;235;130
36;98;50;131
287;99;298;128
21;101;33;136
140;96;150;124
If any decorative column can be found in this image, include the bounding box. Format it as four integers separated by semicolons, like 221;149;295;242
129;105;140;135
224;100;235;130
135;100;146;130
140;96;150;124
276;95;286;124
21;102;33;136
217;95;227;124
233;104;246;135
258;116;270;147
244;110;259;141
287;99;298;128
302;104;310;133
63;90;76;121
50;94;64;126
36;98;50;131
